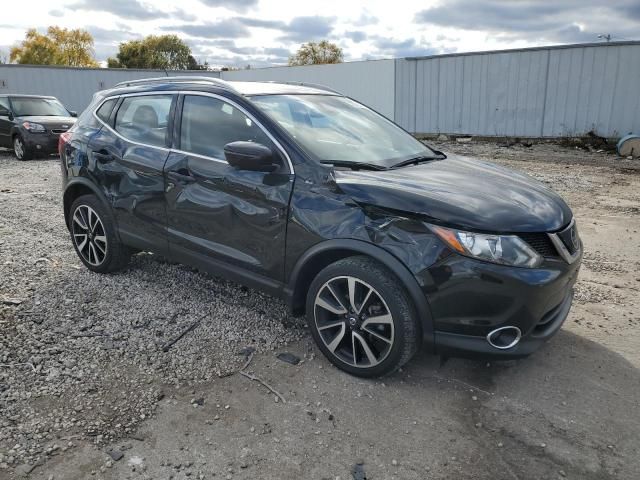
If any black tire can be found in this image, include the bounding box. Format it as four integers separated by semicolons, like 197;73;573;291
305;256;419;377
68;194;131;273
13;135;33;161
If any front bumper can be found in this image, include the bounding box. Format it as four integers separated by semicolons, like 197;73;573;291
418;251;581;359
23;131;61;154
434;289;573;359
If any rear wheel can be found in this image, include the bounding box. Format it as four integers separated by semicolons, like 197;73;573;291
306;256;419;377
69;195;131;273
13;135;33;161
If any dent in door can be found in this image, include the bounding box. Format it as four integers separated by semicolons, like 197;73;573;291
167;154;292;273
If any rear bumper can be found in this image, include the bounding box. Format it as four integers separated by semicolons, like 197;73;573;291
433;289;573;359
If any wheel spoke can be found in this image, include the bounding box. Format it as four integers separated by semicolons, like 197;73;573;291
357;287;373;314
361;313;393;328
362;326;393;344
87;208;96;232
73;211;88;230
347;277;358;313
316;297;347;315
93;239;106;255
327;284;348;313
88;242;97;264
318;321;344;331
353;331;378;366
352;332;358;366
326;323;346;353
75;234;88;251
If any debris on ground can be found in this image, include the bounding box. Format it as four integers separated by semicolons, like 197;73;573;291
276;352;301;365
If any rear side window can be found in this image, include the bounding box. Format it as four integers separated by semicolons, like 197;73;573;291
179;95;274;160
96;98;117;125
115;95;173;148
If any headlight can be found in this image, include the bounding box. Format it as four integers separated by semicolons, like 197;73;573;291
22;121;46;133
430;224;543;268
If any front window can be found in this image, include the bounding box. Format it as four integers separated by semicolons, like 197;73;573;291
10;97;69;117
250;94;435;168
179;94;275;160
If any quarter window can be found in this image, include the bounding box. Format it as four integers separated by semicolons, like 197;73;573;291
115;95;173;148
96;98;117;125
179;95;275;160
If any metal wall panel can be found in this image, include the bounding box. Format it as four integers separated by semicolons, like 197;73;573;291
397;42;640;137
0;65;220;113
221;59;396;119
2;42;638;138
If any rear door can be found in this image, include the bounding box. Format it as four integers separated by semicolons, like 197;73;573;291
88;93;175;254
164;93;294;286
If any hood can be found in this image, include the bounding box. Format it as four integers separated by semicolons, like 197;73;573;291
17;115;76;128
334;154;572;233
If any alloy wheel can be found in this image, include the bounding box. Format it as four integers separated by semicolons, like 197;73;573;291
13;137;24;160
314;276;395;368
71;205;108;266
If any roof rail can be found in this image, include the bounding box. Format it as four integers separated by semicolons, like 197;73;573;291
113;76;237;91
264;80;342;95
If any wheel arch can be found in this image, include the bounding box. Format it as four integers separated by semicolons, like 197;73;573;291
285;239;434;347
63;179;112;231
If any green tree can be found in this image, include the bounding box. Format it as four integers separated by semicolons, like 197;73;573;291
288;40;344;66
10;27;97;67
107;35;204;70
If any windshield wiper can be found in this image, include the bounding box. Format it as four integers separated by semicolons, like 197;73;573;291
321;160;386;171
390;152;446;169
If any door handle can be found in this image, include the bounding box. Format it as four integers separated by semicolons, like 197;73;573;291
167;170;196;184
91;150;114;163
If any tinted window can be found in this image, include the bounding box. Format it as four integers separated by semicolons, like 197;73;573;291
96;98;117;124
0;97;10;113
11;97;69;116
180;95;274;160
115;95;173;148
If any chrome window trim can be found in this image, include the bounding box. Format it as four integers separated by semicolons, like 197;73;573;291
92;90;294;173
547;218;581;264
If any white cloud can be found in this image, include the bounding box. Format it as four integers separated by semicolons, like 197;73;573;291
1;0;638;68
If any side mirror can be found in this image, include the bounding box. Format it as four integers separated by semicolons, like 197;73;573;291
0;107;11;118
69;111;78;117
224;141;278;172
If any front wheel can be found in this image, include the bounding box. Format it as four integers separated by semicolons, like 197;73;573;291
13;135;33;161
306;256;419;377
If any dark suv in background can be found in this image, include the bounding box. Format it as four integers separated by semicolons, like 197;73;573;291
0;94;76;160
59;77;581;377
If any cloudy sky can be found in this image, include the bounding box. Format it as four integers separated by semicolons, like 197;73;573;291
1;0;639;68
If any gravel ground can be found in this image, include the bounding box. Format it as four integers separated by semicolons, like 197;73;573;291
1;141;639;479
0;150;304;472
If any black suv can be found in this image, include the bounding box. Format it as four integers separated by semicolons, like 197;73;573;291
59;77;582;377
0;94;77;160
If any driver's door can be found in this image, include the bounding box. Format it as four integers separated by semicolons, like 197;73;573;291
164;93;293;287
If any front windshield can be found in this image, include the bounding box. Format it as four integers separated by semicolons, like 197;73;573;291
11;97;69;117
250;94;434;168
